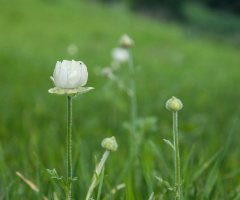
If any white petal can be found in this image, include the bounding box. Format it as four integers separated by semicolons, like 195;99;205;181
53;61;62;87
78;61;88;86
60;60;71;88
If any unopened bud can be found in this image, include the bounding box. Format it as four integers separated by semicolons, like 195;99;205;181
119;34;134;48
166;96;183;112
101;136;118;151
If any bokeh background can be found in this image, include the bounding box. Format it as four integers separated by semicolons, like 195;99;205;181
1;0;240;199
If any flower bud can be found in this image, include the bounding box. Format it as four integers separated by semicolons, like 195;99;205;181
52;60;88;89
166;96;183;112
119;34;134;48
101;136;118;151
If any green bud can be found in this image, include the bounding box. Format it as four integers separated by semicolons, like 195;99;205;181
101;136;118;151
119;34;134;48
166;96;183;112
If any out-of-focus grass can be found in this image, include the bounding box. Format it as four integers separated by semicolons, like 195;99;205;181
184;2;240;46
1;0;240;199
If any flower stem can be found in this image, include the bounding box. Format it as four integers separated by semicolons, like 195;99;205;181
85;150;110;200
127;50;138;162
66;95;73;200
173;111;181;200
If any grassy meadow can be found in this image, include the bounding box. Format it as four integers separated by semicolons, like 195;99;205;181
1;0;240;199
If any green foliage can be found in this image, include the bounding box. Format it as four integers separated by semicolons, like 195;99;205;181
1;0;240;199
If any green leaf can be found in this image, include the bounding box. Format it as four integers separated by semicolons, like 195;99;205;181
92;170;102;189
47;168;65;189
156;176;175;191
149;141;172;179
148;192;154;200
191;148;223;182
204;159;219;197
96;166;105;200
53;193;59;200
163;139;175;151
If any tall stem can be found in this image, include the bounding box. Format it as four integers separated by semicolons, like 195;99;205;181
173;111;181;200
85;150;110;200
66;95;73;200
127;50;138;162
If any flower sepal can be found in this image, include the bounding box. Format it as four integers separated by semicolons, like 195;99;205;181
48;86;94;96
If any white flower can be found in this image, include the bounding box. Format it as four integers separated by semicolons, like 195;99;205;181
53;60;88;89
49;60;93;96
111;48;129;62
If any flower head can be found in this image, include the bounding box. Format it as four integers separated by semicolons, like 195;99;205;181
166;96;183;112
53;60;88;88
49;60;93;95
111;48;129;63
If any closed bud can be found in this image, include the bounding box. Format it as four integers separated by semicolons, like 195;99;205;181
166;96;183;112
101;136;118;151
119;34;134;48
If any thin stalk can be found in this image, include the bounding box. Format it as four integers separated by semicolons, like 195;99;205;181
127;50;138;162
66;95;73;200
173;111;181;200
85;150;110;200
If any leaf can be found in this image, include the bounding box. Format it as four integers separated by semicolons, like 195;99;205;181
16;171;48;200
163;139;175;151
16;172;39;193
47;168;65;189
204;159;219;197
191;148;223;182
156;176;175;191
149;140;172;179
97;166;105;200
53;193;59;200
148;192;154;200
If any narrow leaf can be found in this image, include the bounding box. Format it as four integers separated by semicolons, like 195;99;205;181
97;166;105;200
191;148;223;182
156;176;171;188
163;139;175;151
204;159;219;197
148;192;155;200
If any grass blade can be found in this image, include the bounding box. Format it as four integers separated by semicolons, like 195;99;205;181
97;166;105;200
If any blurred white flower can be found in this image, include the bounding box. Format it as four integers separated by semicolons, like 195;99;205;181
53;60;88;88
102;67;115;79
67;44;78;56
111;48;129;62
119;34;134;48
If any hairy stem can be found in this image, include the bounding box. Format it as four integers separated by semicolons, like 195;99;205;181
85;150;110;200
173;111;181;200
66;95;73;200
128;50;138;162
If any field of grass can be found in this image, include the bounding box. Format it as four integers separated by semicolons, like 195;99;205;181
1;0;240;199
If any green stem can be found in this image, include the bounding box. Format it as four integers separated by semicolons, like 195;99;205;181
66;95;73;200
127;50;138;161
173;111;181;200
85;150;110;200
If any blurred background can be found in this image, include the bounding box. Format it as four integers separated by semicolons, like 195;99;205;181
1;0;240;199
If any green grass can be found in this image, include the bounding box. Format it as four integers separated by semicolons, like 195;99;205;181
1;0;240;199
